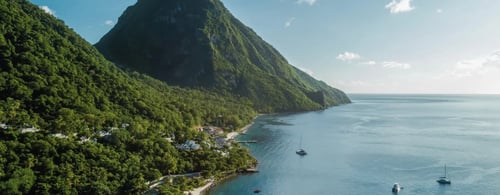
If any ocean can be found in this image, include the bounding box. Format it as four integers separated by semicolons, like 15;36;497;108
210;94;500;195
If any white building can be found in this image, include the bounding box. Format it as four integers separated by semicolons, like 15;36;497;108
20;127;41;133
50;133;68;139
177;140;201;151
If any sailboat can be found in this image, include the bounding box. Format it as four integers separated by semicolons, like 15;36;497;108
391;183;401;193
296;134;307;156
436;164;451;184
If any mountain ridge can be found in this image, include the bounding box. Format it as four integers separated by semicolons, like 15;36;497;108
96;0;351;112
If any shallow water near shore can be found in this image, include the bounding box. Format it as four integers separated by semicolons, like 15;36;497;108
209;94;500;195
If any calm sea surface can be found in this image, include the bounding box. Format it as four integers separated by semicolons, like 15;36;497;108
209;94;500;195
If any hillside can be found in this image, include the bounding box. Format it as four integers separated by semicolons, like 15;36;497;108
95;0;351;112
0;0;256;194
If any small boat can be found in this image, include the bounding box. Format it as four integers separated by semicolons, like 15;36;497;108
392;183;401;193
253;189;261;193
436;165;451;184
296;133;307;156
296;148;307;156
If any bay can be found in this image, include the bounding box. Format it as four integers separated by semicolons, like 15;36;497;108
210;94;500;195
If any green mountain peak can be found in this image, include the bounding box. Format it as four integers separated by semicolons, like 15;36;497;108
96;0;350;112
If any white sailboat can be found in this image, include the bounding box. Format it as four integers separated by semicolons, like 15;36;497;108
391;183;401;193
436;164;451;184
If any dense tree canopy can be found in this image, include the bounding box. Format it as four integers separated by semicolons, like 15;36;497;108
0;0;256;194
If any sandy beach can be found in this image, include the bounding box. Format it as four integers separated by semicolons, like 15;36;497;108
189;120;256;194
226;122;253;140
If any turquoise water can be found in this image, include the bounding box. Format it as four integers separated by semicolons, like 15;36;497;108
210;94;500;195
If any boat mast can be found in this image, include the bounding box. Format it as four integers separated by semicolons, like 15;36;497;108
299;134;302;149
444;164;447;177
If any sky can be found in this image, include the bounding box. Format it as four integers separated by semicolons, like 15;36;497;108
28;0;500;94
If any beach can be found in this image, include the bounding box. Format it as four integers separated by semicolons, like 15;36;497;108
226;122;253;140
184;119;257;195
187;121;255;194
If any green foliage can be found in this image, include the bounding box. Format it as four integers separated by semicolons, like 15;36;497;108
0;0;257;193
157;182;183;195
95;0;350;113
0;168;35;194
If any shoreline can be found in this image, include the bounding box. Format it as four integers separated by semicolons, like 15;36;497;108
201;118;259;195
185;179;215;195
198;173;239;195
199;107;343;194
151;118;259;195
226;121;254;140
191;106;347;194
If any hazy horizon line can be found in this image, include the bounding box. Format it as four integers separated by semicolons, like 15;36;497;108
347;93;500;95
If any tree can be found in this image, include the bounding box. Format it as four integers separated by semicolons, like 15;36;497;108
0;168;35;194
0;1;258;193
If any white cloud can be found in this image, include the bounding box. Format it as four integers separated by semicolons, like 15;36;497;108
385;0;414;14
381;61;411;69
39;5;55;16
336;52;361;62
361;61;377;65
341;52;410;69
105;20;114;26
359;60;411;69
296;0;317;6
284;17;296;28
436;9;443;14
446;51;500;78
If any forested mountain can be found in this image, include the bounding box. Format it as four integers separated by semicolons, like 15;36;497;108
95;0;351;112
0;0;256;194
